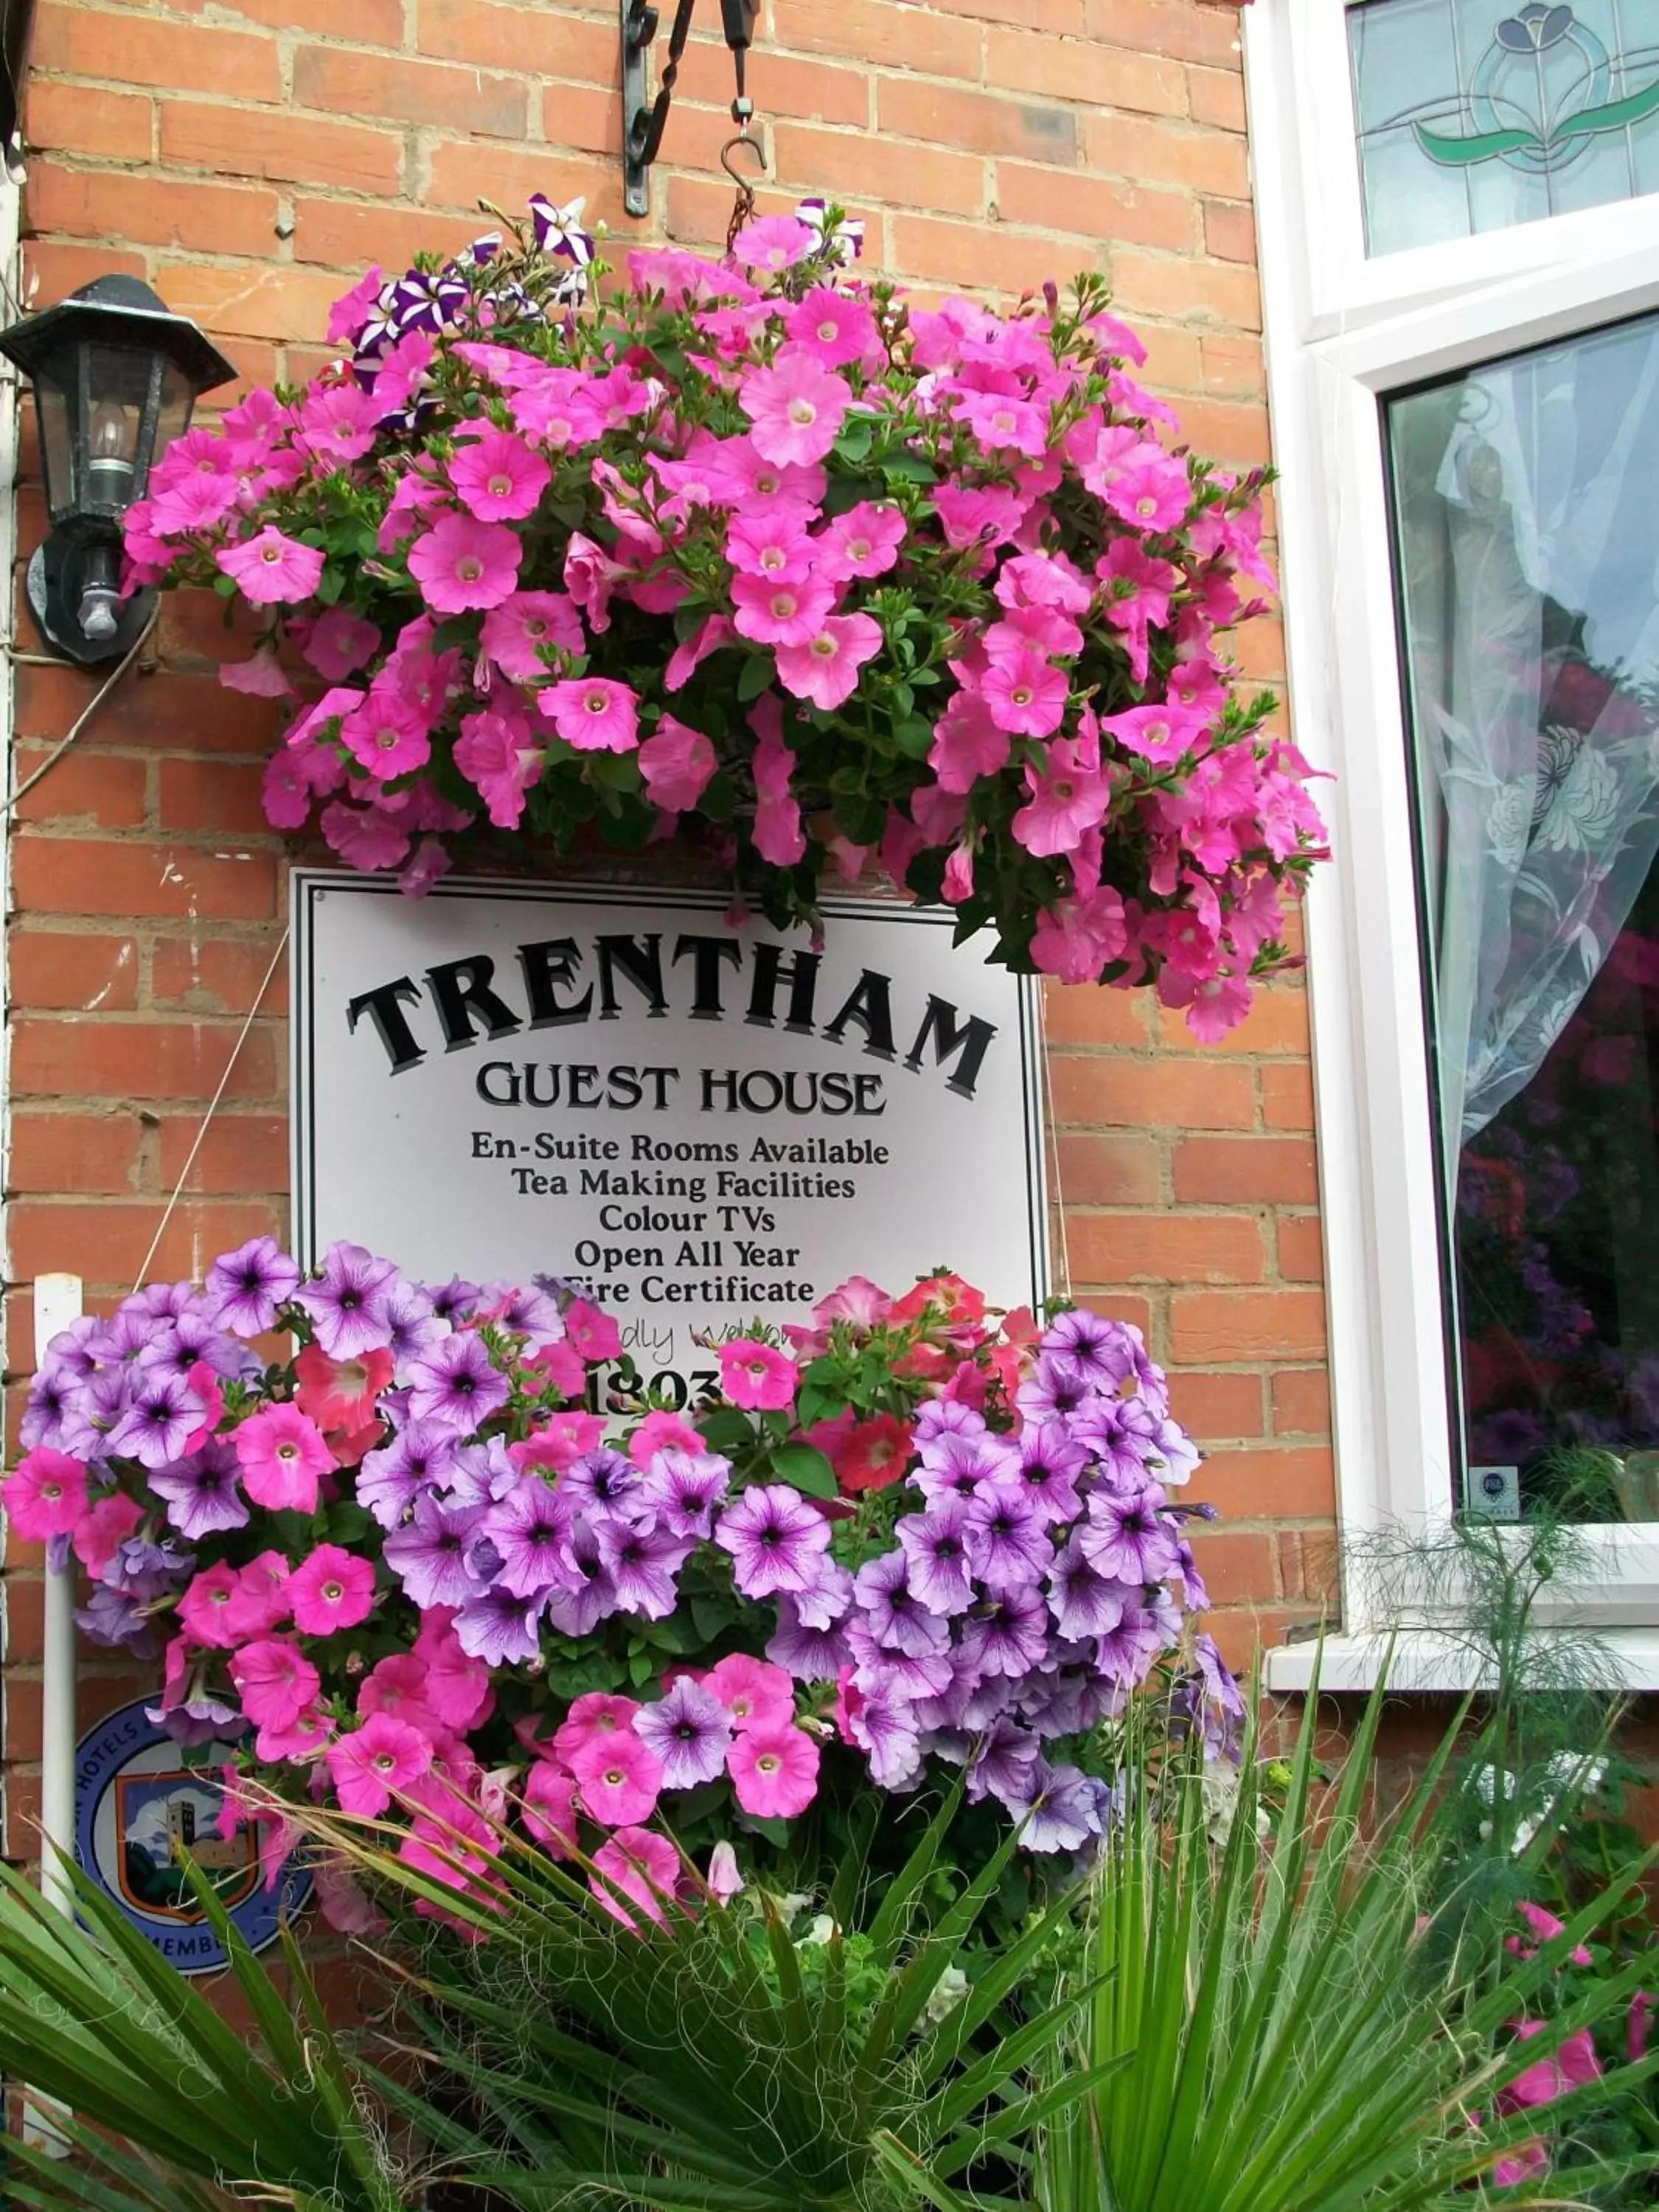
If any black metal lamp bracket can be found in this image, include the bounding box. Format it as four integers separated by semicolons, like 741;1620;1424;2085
622;0;759;220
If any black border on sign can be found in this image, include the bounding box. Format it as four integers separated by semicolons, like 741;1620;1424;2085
290;869;1051;1315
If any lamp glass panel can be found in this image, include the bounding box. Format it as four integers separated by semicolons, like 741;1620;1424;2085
33;375;74;522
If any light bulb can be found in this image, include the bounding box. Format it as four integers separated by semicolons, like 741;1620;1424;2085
88;400;131;462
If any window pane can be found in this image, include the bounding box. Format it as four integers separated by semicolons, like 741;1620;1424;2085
1349;0;1659;257
1385;310;1659;1523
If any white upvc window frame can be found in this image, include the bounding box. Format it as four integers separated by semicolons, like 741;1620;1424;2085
1245;0;1659;1689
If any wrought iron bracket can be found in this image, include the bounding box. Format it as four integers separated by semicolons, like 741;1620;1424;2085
621;0;759;220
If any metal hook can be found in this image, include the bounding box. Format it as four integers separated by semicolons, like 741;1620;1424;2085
721;115;766;249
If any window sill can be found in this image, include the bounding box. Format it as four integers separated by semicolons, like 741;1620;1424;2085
1262;1628;1659;1695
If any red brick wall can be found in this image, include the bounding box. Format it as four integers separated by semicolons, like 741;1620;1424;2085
2;0;1329;1851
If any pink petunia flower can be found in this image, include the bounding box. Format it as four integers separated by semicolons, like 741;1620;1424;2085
178;1562;243;1649
327;1711;434;1817
407;512;522;613
218;527;327;608
563;1298;622;1362
554;1692;642;1764
815;501;905;584
296;380;380;464
299;608;380;683
627;1409;704;1467
773;612;883;712
327;265;385;346
665;611;737;690
235;1401;335;1513
706;1654;797;1733
480;590;584;681
752;728;806;866
520;1758;580;1856
451;426;552;523
981;645;1068;738
728;1724;820;1819
718;1337;800;1411
230;1638;321;1733
220;647;295;699
340;687;431;779
569;1731;664;1827
538;676;641;754
73;1492;142;1576
639;716;718;813
785;286;880;370
222;1550;294;1641
1012;739;1110;858
738;354;851;468
1099;701;1209;767
1029;887;1129;984
288;1543;377;1635
2;1447;88;1541
589;1825;683;1930
726;509;817;584
322;799;411;872
454;701;545;827
928;686;1010;793
729;213;816;271
293;1343;393;1435
731;571;836;650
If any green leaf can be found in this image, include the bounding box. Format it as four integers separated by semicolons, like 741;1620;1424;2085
834;415;875;465
767;1442;838;1500
883;451;938;485
893;717;936;759
313;565;345;605
697;1408;754;1451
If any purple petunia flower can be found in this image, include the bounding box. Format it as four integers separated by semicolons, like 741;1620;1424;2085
846;1632;954;1703
1012;1422;1088;1525
150;1441;248;1540
911;1427;1019;1506
633;1677;731;1788
1040;1307;1133;1390
639;1448;731;1540
914;1399;989;1452
21;1361;76;1453
390;265;468;335
146;1693;248;1747
383;1492;486;1610
896;1498;975;1617
1093;1598;1172;1684
1079;1484;1179;1585
852;1551;950;1658
406;1332;511;1430
593;1516;693;1620
844;1677;923;1789
965;1715;1042;1810
59;1362;132;1461
715;1484;833;1599
137;1310;254;1385
442;1436;518;1508
1077;1395;1164;1487
544;1519;619;1636
1194;1630;1245;1718
964;1481;1054;1596
454;1583;546;1666
485;1475;578;1599
793;1557;852;1630
76;1584;155;1652
1047;1535;1131;1641
383;1277;445;1366
1149;1416;1200;1486
429;1276;481;1324
293;1242;398;1360
105;1534;195;1601
767;1596;852;1680
44;1315;102;1382
959;1585;1051;1681
1007;1759;1110;1854
203;1236;302;1337
562;1448;643;1520
357;1419;459;1528
480;1280;566;1343
106;1368;207;1470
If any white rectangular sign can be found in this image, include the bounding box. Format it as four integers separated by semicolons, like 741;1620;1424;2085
293;872;1048;1406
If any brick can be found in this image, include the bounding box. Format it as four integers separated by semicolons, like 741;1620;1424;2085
24;238;147;302
292;197;487;272
1172;1289;1328;1363
984;27;1186;116
666;175;804;250
293;47;528;140
1110;246;1261;330
32;6;282;100
1049;1054;1256;1130
1071;1209;1264;1285
16;661;282;754
24;83;152;160
152;936;290;1016
1273;1368;1331;1437
11;838;276;922
1167;1368;1264;1442
13;746;146;830
431;139;626;229
1054;1131;1161;1206
156;264;351;345
1200;332;1265;398
894;212;1095;295
7;1200;279;1287
1262;1062;1315;1130
1205;197;1256;262
702;50;869;128
1188;62;1246;133
1042;983;1151;1047
1278;1214;1324;1283
995;163;1194;252
773;122;984;218
419;0;614;79
27;164;280;258
772;0;981;80
7;932;139;1014
1208;1609;1302;1672
220;0;403;38
10;1019;279;1103
1084;0;1245;69
1085;111;1247;197
160;102;404;196
1194;1447;1336;1521
1173;1135;1318;1206
10;1112;143;1195
1185;1528;1276;1607
879;78;1077;164
159;1113;289;1194
931;0;1086;27
156;758;277;838
1156;987;1305;1055
153;591;274;672
3;1575;45;1666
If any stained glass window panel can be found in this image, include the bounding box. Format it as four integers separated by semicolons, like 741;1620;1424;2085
1349;0;1659;257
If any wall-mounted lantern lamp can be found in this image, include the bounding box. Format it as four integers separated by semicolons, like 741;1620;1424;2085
621;0;760;218
0;275;235;665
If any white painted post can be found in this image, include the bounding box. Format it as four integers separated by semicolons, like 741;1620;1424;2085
22;1270;83;2157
